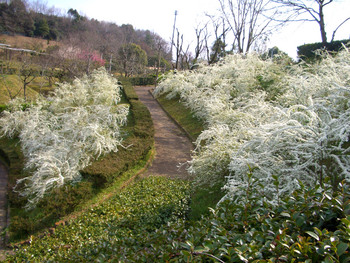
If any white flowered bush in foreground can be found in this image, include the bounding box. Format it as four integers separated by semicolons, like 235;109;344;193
154;48;350;204
0;68;129;208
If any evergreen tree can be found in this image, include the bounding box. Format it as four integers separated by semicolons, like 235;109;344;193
34;17;49;38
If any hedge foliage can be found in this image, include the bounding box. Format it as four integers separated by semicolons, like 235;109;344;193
297;39;350;60
119;75;156;87
6;176;349;262
0;80;154;241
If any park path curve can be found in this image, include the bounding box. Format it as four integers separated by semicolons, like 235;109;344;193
134;86;194;179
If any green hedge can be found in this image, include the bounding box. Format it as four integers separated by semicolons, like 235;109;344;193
1;80;155;241
120;75;156;86
297;39;350;61
121;81;139;100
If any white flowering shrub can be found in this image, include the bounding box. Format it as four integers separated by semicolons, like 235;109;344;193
154;49;350;204
0;68;129;208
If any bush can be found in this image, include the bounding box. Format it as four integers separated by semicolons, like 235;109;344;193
121;80;139;100
297;39;350;61
81;80;154;187
9;181;95;241
155;48;350;205
0;68;129;207
167;179;350;262
129;75;156;86
1;76;154;241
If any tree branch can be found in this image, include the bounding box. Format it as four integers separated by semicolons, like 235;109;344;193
331;17;350;42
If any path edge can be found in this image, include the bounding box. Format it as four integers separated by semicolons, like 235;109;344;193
146;88;196;144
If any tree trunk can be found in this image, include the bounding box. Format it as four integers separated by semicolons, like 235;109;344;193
319;3;327;46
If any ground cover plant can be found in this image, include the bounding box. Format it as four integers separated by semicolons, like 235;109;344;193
5;176;191;262
154;47;350;205
5;176;349;262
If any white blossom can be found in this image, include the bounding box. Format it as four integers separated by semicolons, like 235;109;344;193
155;49;350;204
0;68;129;208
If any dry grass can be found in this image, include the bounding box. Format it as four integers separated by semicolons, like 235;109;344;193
0;75;38;104
0;34;59;51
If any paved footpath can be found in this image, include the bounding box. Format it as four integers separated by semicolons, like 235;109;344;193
134;86;194;179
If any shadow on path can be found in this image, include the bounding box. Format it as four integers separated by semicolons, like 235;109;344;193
134;86;194;179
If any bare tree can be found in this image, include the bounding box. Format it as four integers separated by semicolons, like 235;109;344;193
19;56;38;101
205;15;231;64
218;0;278;54
173;29;184;69
272;0;350;45
181;44;192;70
193;23;209;64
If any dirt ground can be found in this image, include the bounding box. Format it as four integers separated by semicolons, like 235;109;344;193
134;86;194;180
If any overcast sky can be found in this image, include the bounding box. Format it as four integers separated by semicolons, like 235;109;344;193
45;0;350;59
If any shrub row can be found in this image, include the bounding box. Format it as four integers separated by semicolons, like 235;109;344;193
119;75;156;86
297;39;350;60
1;80;154;241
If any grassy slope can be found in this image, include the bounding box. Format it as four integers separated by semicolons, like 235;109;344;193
0;34;59;50
156;93;204;141
0;75;39;104
0;34;60;104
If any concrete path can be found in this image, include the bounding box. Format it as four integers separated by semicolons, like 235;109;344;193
134;86;194;179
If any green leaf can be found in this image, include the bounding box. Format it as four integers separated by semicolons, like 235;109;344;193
280;212;291;218
306;231;319;241
324;256;333;263
336;242;348;257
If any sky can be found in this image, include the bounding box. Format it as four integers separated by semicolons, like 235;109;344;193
44;0;350;59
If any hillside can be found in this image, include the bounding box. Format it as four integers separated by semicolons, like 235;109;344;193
0;0;171;75
0;34;59;51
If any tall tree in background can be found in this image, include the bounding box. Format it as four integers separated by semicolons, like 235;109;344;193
151;34;170;82
218;0;278;54
272;0;350;45
117;43;147;77
34;17;50;38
